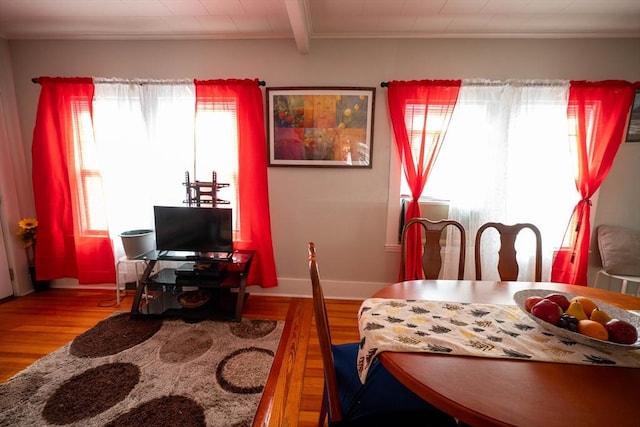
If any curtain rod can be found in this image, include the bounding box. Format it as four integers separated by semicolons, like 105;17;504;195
32;77;266;86
380;80;567;88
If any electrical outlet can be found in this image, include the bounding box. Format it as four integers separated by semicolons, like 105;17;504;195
124;281;138;290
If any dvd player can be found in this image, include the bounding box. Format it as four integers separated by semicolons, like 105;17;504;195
174;262;226;280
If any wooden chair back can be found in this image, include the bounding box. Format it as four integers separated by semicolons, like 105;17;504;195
474;222;542;282
308;242;343;424
400;218;466;280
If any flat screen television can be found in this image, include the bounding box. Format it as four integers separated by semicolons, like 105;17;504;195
153;206;233;257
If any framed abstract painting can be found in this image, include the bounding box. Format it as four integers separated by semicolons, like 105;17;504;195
266;87;375;167
626;89;640;142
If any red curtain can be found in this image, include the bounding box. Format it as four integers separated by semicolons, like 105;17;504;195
32;77;116;284
387;80;461;279
195;79;277;287
551;80;638;285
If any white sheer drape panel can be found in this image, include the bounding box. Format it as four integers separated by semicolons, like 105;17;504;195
438;80;575;281
194;102;239;220
92;82;196;262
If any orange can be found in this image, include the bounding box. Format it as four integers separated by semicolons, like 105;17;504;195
577;319;609;341
571;297;598;318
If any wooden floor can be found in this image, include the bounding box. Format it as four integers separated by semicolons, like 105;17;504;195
0;288;364;427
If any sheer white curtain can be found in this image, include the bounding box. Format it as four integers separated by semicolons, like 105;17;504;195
436;79;576;281
92;79;196;264
194;100;239;218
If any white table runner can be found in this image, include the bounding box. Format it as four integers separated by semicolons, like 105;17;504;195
357;298;640;383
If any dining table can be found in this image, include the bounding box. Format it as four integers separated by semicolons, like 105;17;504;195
361;280;640;427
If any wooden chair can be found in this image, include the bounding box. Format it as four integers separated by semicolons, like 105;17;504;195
400;218;466;280
474;222;542;282
308;242;457;427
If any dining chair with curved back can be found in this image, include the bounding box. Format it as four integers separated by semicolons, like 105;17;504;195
308;242;457;427
400;218;466;280
474;222;542;282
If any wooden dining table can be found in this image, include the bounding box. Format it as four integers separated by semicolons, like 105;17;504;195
369;280;640;427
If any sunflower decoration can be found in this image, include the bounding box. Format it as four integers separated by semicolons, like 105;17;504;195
17;217;38;247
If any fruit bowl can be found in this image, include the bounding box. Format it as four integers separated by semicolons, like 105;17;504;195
513;289;640;351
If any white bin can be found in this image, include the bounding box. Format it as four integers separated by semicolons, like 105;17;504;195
120;229;155;258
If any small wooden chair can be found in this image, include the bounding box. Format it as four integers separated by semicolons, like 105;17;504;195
400;218;466;280
308;242;457;427
474;222;542;282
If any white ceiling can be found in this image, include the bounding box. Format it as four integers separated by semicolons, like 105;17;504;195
0;0;638;54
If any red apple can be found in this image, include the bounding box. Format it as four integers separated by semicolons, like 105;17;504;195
543;293;571;311
524;296;544;312
605;319;638;344
531;299;562;325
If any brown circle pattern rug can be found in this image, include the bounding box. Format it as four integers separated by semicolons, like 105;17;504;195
0;313;284;427
70;313;163;357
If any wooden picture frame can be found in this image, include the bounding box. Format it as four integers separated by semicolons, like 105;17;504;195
267;87;375;167
626;89;640;142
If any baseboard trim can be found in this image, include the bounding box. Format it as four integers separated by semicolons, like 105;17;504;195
247;277;386;300
48;277;387;300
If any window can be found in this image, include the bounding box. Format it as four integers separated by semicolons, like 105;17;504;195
32;78;276;286
86;83;241;255
400;87;575;221
400;103;449;199
195;99;239;232
72;100;108;234
390;82;578;281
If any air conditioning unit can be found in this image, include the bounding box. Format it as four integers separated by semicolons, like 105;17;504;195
418;199;450;221
399;198;451;245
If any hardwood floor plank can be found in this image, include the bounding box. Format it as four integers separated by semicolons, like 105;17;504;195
0;289;133;382
0;288;364;426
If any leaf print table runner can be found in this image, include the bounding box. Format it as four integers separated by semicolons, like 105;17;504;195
356;298;640;383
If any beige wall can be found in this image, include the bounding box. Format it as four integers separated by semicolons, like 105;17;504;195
6;38;640;297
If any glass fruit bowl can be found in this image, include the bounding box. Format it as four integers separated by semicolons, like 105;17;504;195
513;289;640;351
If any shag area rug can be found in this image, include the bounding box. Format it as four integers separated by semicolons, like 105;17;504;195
0;313;284;427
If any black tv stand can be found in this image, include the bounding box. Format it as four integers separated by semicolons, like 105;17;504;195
130;249;254;322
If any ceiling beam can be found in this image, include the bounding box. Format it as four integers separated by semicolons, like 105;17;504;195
284;0;310;54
